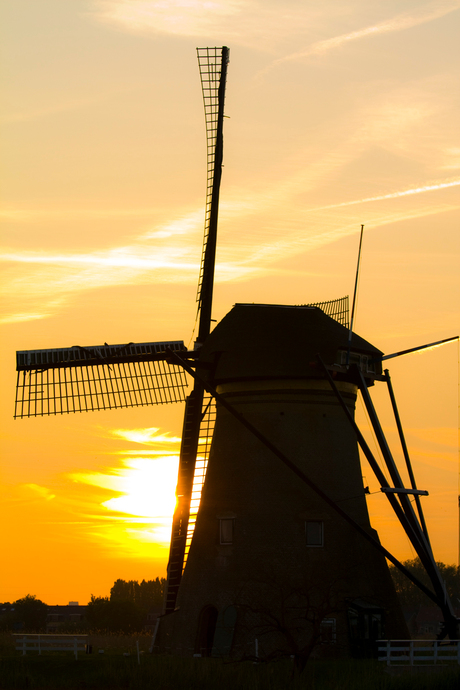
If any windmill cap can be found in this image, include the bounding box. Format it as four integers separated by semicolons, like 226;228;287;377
199;303;382;382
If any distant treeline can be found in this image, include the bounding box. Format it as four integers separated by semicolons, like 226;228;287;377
389;560;459;608
110;577;165;608
86;577;166;633
0;595;48;632
2;564;459;634
0;578;166;634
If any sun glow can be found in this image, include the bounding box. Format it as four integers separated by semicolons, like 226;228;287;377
70;454;179;552
101;457;178;518
112;427;181;445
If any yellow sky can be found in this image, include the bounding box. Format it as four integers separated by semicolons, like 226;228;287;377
0;0;459;605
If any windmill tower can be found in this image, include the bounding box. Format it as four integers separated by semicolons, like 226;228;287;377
14;47;459;659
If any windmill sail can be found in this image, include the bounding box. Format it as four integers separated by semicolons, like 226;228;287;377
305;296;350;328
164;393;216;613
14;341;189;417
196;46;229;343
163;47;229;615
183;394;216;568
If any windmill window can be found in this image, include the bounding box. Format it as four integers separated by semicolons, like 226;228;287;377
306;520;324;547
320;618;336;644
219;518;234;544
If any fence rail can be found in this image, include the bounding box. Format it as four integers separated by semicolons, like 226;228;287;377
14;634;88;660
378;640;460;666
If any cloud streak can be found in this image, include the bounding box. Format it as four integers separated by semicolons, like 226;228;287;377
268;1;460;69
1;172;457;325
111;427;181;445
2;177;455;272
308;179;460;212
90;0;244;37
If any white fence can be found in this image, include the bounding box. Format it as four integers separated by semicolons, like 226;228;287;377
378;640;460;666
14;634;88;660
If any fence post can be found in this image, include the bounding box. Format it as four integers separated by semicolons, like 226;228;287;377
433;640;438;665
22;637;26;656
38;635;41;656
409;641;414;666
386;640;390;666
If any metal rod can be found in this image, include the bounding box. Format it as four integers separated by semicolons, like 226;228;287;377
355;367;430;542
318;359;435;567
354;365;454;618
384;369;431;544
320;359;456;633
381;488;428;496
372;336;459;364
346;224;364;365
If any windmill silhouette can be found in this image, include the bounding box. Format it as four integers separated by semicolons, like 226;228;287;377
14;47;459;658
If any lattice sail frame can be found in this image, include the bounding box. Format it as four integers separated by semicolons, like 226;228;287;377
306;295;350;328
182;394;216;571
15;341;189;418
196;46;229;309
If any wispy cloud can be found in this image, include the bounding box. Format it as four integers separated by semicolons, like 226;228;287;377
1;173;457;324
2;71;457;326
0;208;170;222
111;427;181;445
88;0;352;49
308;180;460;212
267;1;460;70
407;427;459;451
2;85;144;124
89;0;244;37
239;202;460;268
22;484;56;501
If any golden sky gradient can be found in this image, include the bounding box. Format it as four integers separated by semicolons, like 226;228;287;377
1;0;459;605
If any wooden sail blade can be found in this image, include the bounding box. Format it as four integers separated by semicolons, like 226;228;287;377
161;47;229;618
163;391;216;614
14;340;189;418
183;394;216;568
164;388;205;614
195;46;229;343
16;340;188;371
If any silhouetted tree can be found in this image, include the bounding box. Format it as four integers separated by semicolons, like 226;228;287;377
110;577;165;612
389;559;460;608
12;594;48;631
85;595;143;634
86;578;165;632
237;568;346;675
0;602;14;631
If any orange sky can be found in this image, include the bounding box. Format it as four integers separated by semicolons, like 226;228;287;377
1;0;459;605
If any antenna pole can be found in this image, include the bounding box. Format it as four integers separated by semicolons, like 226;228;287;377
346;224;364;364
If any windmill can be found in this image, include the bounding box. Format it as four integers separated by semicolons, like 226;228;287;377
14;47;459;659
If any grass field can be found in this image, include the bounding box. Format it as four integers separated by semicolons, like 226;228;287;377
1;633;459;689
